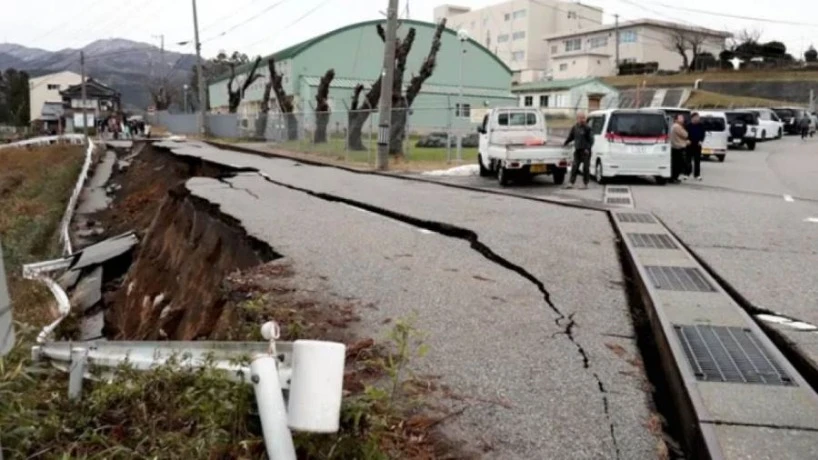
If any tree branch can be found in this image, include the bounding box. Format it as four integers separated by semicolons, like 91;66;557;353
241;56;263;93
405;19;446;106
260;59;275;114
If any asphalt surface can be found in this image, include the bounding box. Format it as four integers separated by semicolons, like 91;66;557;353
161;141;660;459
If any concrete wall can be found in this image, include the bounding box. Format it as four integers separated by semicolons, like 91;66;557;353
698;80;818;104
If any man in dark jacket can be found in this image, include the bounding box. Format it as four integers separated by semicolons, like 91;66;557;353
685;113;706;181
563;112;594;189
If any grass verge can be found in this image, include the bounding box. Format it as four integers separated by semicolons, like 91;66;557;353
603;69;818;88
683;90;793;109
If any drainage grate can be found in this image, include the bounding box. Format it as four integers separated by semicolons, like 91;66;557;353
607;187;630;194
645;266;716;292
628;233;679;249
674;325;795;386
617;212;656;224
606;197;632;205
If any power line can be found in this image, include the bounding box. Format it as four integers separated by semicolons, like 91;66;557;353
202;0;294;44
239;0;335;51
627;1;818;28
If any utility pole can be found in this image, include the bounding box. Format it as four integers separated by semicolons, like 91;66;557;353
80;51;88;136
191;0;207;136
614;14;620;73
375;0;399;170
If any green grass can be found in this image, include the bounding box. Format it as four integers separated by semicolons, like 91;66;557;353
603;69;818;88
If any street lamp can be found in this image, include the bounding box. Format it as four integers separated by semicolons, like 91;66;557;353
457;28;469;162
183;84;189;113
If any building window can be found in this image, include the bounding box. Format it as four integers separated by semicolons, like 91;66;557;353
621;58;637;64
498;34;509;43
539;95;549;107
524;96;533;107
559;63;568;71
619;30;637;43
486;32;491;47
567;11;577;19
564;38;581;52
512;31;526;40
513;9;526;19
551;45;557;54
589;36;608;48
456;103;471;118
504;13;510;21
47;84;60;90
512;51;525;61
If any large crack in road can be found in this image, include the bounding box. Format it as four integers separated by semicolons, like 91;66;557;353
225;170;624;459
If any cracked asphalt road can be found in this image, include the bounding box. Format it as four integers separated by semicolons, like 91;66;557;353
160;141;660;459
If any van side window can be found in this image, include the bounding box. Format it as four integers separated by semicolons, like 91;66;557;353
589;116;605;134
481;114;488;132
498;113;508;126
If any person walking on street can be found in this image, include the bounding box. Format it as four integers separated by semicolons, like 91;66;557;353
686;113;705;181
670;114;689;183
799;114;811;140
563;112;594;189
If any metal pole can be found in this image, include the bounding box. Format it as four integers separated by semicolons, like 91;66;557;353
614;14;620;73
251;355;296;460
375;0;399;170
457;40;464;162
80;51;88;136
192;0;206;136
68;347;88;400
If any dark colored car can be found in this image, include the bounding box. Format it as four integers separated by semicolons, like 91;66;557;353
773;107;808;135
725;111;759;150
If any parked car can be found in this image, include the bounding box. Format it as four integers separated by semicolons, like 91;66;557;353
477;107;571;186
725;110;759;150
587;109;671;185
415;132;452;148
697;111;729;162
773;107;809;135
651;107;691;127
744;108;784;140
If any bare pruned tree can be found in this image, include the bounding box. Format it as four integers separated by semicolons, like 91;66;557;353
269;58;299;141
665;27;709;71
147;77;179;111
314;69;336;143
253;58;276;139
226;56;262;113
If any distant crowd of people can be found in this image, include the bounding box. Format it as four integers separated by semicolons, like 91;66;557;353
99;115;149;139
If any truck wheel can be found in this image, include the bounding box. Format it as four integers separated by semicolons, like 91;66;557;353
761;130;767;140
552;168;566;185
777;128;783;139
717;154;726;162
746;140;756;151
478;154;491;177
498;167;510;187
595;161;607;184
655;176;667;185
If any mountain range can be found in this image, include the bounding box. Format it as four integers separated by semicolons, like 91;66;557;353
0;39;197;110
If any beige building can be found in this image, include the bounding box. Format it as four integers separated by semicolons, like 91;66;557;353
544;19;730;79
434;1;603;83
28;71;83;123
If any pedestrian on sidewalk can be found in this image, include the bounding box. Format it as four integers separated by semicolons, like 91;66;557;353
685;112;705;181
670;114;689;183
799;114;811;140
563;112;594;189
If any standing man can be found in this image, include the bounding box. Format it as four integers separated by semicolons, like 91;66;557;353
686;112;705;181
670;114;689;183
563;112;594;189
799;113;811;140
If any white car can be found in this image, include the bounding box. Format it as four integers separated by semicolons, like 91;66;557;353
744;108;784;140
477;108;571;186
586;109;671;185
697;111;729;162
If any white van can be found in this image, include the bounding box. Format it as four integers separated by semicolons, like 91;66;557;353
697;111;728;162
586;109;671;185
744;108;784;140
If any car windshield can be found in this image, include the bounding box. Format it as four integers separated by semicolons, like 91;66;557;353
700;116;726;132
498;111;538;126
608;113;668;137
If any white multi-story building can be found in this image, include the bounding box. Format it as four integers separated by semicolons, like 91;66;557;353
544;19;730;79
28;71;83;123
434;1;603;83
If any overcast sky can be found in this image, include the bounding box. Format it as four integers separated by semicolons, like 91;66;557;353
4;0;818;59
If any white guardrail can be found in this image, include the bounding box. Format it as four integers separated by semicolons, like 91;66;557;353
6;136;346;460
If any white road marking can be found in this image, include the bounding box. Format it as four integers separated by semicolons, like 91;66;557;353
805;217;818;223
784;194;794;202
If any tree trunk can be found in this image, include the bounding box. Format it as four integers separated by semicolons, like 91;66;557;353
227;57;262;113
388;101;407;155
347;110;368;150
285;113;298;141
314;69;335;144
255;59;276;140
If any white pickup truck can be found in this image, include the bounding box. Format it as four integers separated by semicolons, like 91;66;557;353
477;108;571;186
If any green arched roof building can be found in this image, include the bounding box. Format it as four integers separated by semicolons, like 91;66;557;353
207;19;515;130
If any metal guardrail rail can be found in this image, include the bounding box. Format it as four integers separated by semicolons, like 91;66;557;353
611;208;818;459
